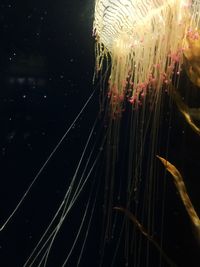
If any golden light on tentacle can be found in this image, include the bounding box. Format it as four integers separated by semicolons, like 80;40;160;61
170;84;200;135
114;207;177;267
157;156;200;231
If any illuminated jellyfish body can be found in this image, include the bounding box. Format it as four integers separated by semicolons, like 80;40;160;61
91;0;200;266
94;0;197;116
1;1;200;267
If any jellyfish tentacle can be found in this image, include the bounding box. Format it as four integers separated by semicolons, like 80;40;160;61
170;84;200;135
114;207;177;267
157;156;200;236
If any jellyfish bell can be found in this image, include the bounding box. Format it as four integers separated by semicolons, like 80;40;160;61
94;0;199;116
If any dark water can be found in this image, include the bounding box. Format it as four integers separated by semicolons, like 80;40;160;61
0;1;200;266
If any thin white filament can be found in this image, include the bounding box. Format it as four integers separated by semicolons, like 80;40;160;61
0;88;96;232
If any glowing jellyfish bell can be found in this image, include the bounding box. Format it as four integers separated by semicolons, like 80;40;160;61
93;0;200;116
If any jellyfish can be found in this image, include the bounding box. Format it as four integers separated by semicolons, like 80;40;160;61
1;0;200;266
92;0;200;265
